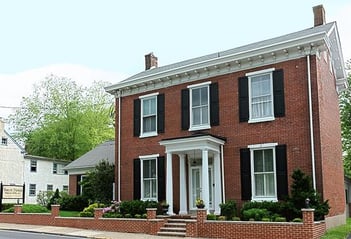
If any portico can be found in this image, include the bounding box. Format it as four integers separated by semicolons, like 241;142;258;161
159;134;226;215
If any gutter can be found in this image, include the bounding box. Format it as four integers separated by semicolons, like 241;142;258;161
307;54;317;190
117;92;121;202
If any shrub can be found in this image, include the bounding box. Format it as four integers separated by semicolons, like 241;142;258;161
59;195;89;211
4;204;50;213
292;218;303;222
207;214;216;220
142;213;147;218
241;201;285;217
1;203;14;212
262;217;271;222
242;208;269;221
47;189;61;209
232;216;241;221
218;216;226;221
220;200;237;220
37;191;54;207
119;200;157;217
275;217;287;222
135;214;141;218
79;203;104;217
125;213;132;218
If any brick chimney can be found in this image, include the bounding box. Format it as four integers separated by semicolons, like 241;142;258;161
313;5;326;26
145;52;158;70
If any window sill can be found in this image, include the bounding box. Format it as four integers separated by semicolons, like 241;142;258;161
252;197;278;202
139;132;158;138
189;125;211;131
248;116;275;124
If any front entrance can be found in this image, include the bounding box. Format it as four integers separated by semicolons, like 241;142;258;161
189;166;214;210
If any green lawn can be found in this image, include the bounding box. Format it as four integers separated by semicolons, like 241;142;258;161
321;218;351;239
59;211;80;217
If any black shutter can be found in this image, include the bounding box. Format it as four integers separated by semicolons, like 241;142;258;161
157;156;165;201
157;94;165;133
240;148;251;200
133;158;141;200
210;82;219;126
238;76;249;122
276;145;288;200
133;99;141;137
76;175;81;195
181;89;190;130
273;69;285;117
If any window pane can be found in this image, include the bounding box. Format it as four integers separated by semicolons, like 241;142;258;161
201;106;208;124
255;174;264;196
264;149;273;171
193;108;201;125
151;179;157;197
200;87;208;105
266;173;275;196
144;180;150;198
192;88;200;106
143;116;156;133
254;151;263;172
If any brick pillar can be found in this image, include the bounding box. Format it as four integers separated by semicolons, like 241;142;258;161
147;208;157;219
196;208;207;238
51;205;60;217
94;208;104;219
302;208;315;225
14;205;22;214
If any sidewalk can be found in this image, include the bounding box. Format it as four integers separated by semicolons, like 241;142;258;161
0;223;196;239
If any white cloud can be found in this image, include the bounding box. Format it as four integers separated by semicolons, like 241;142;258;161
0;64;126;120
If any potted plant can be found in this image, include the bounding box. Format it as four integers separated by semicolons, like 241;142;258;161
160;201;169;215
196;198;205;209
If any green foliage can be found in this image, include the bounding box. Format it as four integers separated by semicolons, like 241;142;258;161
242;208;270;221
274;217;287;222
292;218;303;222
119;200;146;217
321;218;351;239
36;191;54;207
4;204;50;213
9;75;114;161
232;217;241;221
59;211;80;217
340;61;351;177
207;214;217;220
80;160;114;204
47;189;61;209
286;169;330;221
79;203;105;217
1;204;14;212
241;201;285;220
219;200;237;220
59;195;89;211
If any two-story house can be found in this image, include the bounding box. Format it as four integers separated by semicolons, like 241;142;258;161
106;5;347;228
24;155;69;204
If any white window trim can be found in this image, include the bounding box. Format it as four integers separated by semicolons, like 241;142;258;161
29;184;36;196
140;94;158;138
188;82;211;131
139;154;159;201
247;68;275;124
249;143;278;202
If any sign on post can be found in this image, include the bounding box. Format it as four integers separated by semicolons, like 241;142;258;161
0;183;25;212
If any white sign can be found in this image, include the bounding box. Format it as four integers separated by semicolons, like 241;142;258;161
2;185;23;199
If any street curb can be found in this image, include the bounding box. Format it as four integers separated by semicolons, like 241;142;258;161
0;228;87;238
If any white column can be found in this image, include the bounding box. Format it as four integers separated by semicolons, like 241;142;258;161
179;154;188;215
166;152;174;215
201;149;210;213
214;152;222;215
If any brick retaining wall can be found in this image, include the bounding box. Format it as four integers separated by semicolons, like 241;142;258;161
0;205;326;238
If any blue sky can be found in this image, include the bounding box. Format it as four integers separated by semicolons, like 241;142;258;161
0;0;350;118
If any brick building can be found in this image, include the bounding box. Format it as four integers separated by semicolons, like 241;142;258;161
106;5;347;228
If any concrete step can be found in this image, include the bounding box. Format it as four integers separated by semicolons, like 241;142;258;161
157;231;186;237
160;227;186;233
164;222;186;228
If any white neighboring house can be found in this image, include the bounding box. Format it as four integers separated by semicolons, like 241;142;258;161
24;155;69;204
0;118;25;203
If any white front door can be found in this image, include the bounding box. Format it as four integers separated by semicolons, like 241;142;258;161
190;166;213;210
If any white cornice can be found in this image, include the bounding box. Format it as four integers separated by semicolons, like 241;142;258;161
106;23;346;97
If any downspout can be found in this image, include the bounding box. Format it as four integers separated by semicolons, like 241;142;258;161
221;144;225;203
307;55;317;190
117;91;121;201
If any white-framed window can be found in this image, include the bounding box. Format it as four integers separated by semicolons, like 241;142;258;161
247;68;275;123
53;163;66;174
1;137;7;146
30;160;37;172
140;155;158;201
249;143;277;201
63;185;68;192
188;82;210;130
29;184;36;196
47;184;53;191
53;163;57;174
140;93;158;137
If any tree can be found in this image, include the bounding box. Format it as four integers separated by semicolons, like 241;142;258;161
9;75;114;161
80;160;115;204
340;60;351;176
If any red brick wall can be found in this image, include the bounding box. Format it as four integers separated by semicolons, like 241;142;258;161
0;206;326;239
313;53;345;216
115;56;344;216
68;175;77;196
